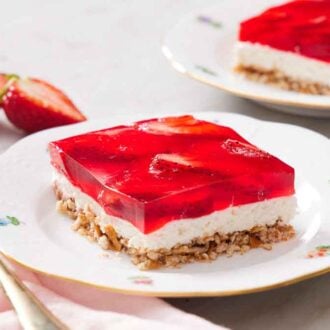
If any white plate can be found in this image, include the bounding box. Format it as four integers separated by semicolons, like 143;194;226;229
0;112;329;297
162;0;330;118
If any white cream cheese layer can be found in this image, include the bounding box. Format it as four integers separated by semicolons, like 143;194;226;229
234;41;330;87
54;171;296;250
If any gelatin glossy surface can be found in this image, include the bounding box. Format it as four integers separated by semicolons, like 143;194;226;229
240;0;330;63
49;116;295;233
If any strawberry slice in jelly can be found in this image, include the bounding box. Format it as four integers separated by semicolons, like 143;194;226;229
239;0;330;63
137;115;245;140
49;115;295;234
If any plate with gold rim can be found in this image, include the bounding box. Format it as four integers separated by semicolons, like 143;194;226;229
0;111;329;297
162;0;330;117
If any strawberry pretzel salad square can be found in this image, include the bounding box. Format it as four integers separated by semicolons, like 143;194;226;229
49;115;296;270
234;0;330;95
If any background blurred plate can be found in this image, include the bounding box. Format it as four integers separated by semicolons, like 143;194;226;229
162;0;330;117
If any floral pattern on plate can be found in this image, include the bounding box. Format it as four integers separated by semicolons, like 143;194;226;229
195;65;217;76
128;276;153;285
0;216;20;226
307;246;330;258
196;15;222;29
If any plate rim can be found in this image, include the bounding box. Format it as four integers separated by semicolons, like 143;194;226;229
0;111;329;297
3;252;329;297
161;2;330;110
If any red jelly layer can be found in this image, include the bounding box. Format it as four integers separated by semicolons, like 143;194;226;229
49;115;295;234
239;0;330;63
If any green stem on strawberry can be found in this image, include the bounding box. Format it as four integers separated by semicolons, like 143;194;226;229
0;74;20;103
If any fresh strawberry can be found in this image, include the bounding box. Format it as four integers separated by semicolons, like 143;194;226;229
1;77;86;133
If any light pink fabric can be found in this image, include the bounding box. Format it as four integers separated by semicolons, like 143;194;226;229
0;258;227;330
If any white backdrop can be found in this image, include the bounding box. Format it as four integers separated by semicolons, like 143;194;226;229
0;1;329;329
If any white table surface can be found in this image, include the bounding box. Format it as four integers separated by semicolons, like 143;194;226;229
0;1;329;329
